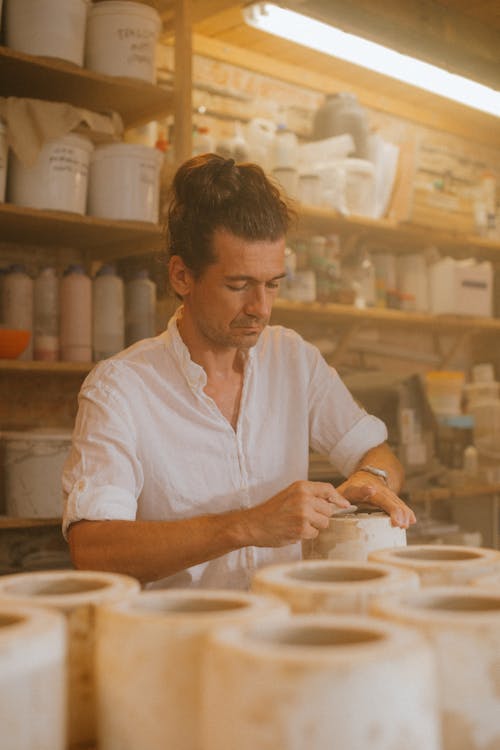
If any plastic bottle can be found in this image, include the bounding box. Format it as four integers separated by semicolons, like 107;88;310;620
356;251;376;308
2;264;34;359
125;270;156;346
463;444;479;477
93;264;125;361
34;266;59;361
312;92;369;159
60;265;92;362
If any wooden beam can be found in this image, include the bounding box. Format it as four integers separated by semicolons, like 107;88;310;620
173;0;193;163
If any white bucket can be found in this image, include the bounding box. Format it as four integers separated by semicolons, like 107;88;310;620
85;1;161;83
88;142;163;222
1;428;72;518
8;133;93;214
0;121;7;203
5;0;89;66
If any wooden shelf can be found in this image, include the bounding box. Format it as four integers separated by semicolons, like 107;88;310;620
0;360;92;374
0;46;173;128
0;203;164;258
0;517;61;530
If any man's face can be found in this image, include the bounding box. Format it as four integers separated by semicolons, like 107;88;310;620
183;228;287;350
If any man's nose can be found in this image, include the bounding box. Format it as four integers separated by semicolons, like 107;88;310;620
245;285;270;318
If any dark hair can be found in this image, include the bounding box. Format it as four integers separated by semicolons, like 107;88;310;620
166;153;294;278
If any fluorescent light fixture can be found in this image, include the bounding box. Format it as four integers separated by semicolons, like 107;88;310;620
243;2;500;118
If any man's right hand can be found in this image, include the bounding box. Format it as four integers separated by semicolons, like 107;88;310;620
241;480;353;547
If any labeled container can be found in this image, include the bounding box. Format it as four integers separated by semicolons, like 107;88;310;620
125;270;156;346
88;143;163;222
2;264;33;360
1;428;72;518
60;265;92;362
312;92;369;158
424;370;465;417
8;133;93;214
86;1;161;83
4;0;89;66
428;256;493;317
93;264;125;361
34;267;59;361
0;604;66;750
0;120;7;202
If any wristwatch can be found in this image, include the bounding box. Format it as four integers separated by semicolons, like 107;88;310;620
357;465;389;485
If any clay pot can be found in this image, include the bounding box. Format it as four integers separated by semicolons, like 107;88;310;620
303;511;406;561
96;588;288;750
202;614;440;750
0;604;66;750
371;586;500;750
469;572;500;589
369;544;500;586
251;559;419;614
0;569;140;748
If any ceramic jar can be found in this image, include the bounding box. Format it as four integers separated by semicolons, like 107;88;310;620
303;511;406;561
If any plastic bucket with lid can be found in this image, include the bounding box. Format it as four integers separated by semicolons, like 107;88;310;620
8;133;93;214
4;0;89;66
1;428;72;518
0;121;7;203
88;143;163;222
85;1;161;83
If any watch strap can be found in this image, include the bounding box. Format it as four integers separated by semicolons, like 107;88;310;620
357;465;389;484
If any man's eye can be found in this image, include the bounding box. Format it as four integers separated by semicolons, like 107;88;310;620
226;284;248;291
266;282;280;289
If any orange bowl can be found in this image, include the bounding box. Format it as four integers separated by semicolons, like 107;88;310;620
0;328;31;359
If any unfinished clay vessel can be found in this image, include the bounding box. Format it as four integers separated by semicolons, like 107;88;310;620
303;511;406;561
96;588;288;750
0;569;139;748
251;559;419;614
369;544;500;586
470;571;500;590
371;586;500;750
0;603;66;750
202;613;440;750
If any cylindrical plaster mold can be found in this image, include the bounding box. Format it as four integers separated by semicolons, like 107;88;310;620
371;586;500;750
0;570;140;748
303;511;406;561
251;559;420;614
96;588;289;750
369;544;500;586
202;614;440;750
0;604;66;750
469;572;500;590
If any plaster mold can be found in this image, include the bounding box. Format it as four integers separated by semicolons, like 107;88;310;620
371;587;500;750
251;559;419;614
0;604;66;750
0;569;140;748
303;511;406;561
202;614;441;750
96;588;289;750
369;544;500;586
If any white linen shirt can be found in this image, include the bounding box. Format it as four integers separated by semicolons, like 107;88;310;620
62;312;387;590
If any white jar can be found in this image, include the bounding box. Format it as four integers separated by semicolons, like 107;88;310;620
2;264;34;360
0;120;7;203
86;1;161;83
93;264;125;361
125;270;156;346
60;264;92;362
8;133;93;214
270;127;298;169
88;143;163;222
336;157;376;217
4;0;89;66
34;267;59;361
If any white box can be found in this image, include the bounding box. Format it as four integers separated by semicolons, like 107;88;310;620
429;257;493;317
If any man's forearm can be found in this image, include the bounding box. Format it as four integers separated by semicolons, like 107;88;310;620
352;442;405;493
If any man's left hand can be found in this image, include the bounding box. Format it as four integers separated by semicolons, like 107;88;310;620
337;471;416;529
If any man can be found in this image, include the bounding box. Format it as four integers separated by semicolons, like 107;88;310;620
63;154;415;589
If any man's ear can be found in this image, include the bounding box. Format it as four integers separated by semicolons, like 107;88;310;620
169;255;193;297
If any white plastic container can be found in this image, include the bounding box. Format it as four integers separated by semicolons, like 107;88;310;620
93;264;125;361
86;1;161;83
1;428;72;517
244;117;276;170
60;264;92;362
8;133;93;214
0;120;7;203
428;256;493;317
88;143;163;222
5;0;89;66
125;270;156;346
2;264;33;360
337;157;376;216
34;267;59;361
271;166;298;197
298;172;321;205
271;127;298;169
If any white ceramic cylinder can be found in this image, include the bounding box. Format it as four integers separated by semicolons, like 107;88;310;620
203;614;440;750
8;133;93;214
371;586;500;750
0;120;7;202
0;604;67;750
85;1;161;83
34;267;59;361
0;570;140;749
303;511;406;562
92;265;125;361
96;589;289;750
470;572;500;589
88;143;163;222
125;271;156;346
59;265;92;362
2;264;34;360
5;0;89;66
369;544;500;586
252;559;420;614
